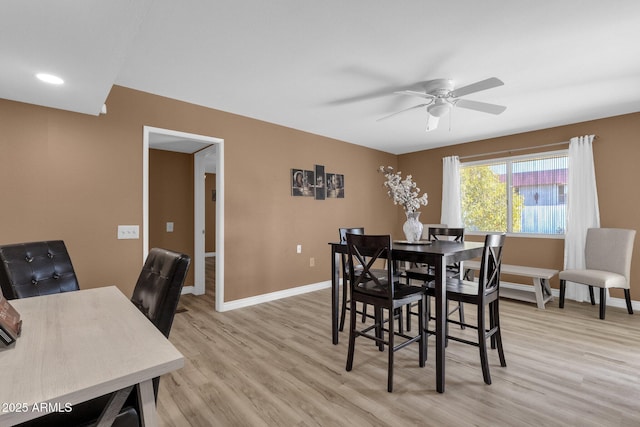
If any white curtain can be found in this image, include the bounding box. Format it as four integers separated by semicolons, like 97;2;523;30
441;156;462;227
563;135;601;302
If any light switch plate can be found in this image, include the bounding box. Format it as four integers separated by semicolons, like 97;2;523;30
117;225;139;239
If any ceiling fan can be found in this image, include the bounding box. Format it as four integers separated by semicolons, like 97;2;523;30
378;77;507;131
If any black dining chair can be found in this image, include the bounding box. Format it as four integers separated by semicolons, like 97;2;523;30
345;233;427;392
339;227;387;330
445;233;507;385
0;240;80;300
404;227;466;331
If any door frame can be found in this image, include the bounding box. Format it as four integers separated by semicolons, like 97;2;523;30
143;126;225;311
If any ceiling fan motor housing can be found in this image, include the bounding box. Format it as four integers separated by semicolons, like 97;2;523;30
422;79;455;97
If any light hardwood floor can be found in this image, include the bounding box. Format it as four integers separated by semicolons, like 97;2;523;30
157;287;640;427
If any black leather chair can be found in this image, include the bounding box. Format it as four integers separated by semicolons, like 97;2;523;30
16;247;191;427
129;247;191;399
0;240;79;300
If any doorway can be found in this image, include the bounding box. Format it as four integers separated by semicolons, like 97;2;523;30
143;126;224;312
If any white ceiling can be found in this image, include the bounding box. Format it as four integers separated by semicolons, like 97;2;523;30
2;1;640;155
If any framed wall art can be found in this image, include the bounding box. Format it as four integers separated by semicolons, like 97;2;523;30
326;173;344;198
291;169;315;197
314;164;325;200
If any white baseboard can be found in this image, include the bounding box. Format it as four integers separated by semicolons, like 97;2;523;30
203;278;638;313
220;280;332;312
181;285;195;295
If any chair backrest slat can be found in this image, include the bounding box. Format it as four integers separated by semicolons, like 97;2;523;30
346;234;394;302
478;233;506;297
428;227;464;242
339;227;365;274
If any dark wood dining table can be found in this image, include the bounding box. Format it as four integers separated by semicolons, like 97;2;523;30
329;239;485;393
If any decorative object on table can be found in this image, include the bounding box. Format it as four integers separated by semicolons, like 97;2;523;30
403;211;424;244
0;293;22;346
315;164;325;200
326;173;344;198
379;166;428;243
291;168;315;197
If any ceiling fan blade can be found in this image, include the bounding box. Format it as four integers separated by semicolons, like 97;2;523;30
455;99;506;115
450;77;504;98
377;103;428;121
394;90;436;101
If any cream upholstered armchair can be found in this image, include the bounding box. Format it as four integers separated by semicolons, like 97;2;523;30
559;228;636;319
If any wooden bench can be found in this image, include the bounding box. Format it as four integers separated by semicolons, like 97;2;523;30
463;260;558;309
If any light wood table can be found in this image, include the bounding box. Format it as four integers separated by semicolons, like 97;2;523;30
0;286;184;427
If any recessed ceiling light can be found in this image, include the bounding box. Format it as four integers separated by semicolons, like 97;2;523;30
36;73;64;85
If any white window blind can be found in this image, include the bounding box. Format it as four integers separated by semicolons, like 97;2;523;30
460;151;568;235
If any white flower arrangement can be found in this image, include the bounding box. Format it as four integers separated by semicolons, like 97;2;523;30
378;166;428;213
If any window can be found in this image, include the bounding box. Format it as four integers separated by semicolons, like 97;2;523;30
460;151;568;235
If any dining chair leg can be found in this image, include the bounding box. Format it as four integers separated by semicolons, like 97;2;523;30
493;301;506;367
339;281;348;332
419;297;427;366
599;288;606;320
376;307;384;351
387;307;395;393
477;304;492;385
624;289;634;314
489;301;496;350
589;286;596;305
346;299;357;372
559;279;566;308
458;302;466;330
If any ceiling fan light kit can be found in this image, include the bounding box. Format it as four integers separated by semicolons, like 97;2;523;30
379;77;507;132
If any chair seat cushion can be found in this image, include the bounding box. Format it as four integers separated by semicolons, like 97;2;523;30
354;280;424;299
559;269;628;289
443;278;480;296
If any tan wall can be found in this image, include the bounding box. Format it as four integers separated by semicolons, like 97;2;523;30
399;113;640;299
205;173;216;252
3;85;636;302
149;149;195;286
0;86;397;299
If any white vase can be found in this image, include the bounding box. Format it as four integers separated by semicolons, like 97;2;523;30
403;211;423;243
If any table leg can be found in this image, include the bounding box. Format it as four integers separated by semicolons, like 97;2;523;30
435;258;446;393
137;379;158;427
95;385;134;427
331;247;340;345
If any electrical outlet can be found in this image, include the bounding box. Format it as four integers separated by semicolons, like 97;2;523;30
117;225;139;240
309;257;315;267
166;222;174;232
296;244;302;254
